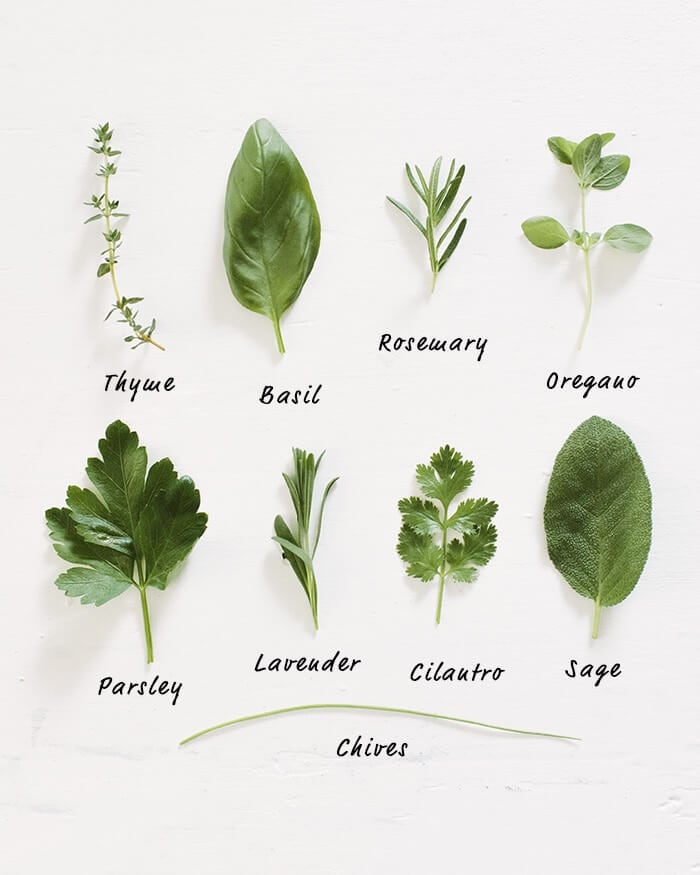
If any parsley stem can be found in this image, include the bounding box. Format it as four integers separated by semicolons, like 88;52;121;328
592;594;602;639
578;187;593;350
179;703;580;746
138;585;154;664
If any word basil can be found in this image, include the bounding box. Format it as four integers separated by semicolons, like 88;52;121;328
522;132;652;348
544;416;652;638
46;421;207;663
223;119;321;353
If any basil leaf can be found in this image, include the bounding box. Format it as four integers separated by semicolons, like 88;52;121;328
223;118;321;354
572;134;602;185
521;216;569;249
589;154;630;190
544;416;652;638
603;223;653;252
547;136;578;165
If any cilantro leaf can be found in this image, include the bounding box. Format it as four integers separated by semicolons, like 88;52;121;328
45;420;207;663
398;446;497;624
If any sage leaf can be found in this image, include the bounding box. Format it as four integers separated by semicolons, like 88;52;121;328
603;223;653;252
544;416;652;638
223;119;321;354
521;216;569;249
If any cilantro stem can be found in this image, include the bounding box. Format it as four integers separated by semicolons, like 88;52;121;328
436;505;448;624
592;594;602;639
138;585;154;664
577;187;593;350
179;703;580;746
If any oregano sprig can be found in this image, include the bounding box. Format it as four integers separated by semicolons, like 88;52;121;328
397;446;498;624
387;158;471;293
522;132;652;349
85;123;164;350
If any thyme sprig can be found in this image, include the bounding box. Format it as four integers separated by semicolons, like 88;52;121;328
85;123;164;351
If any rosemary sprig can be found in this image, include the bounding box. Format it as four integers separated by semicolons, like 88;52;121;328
85;123;164;351
387;157;471;293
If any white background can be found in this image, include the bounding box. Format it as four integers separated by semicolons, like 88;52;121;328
2;0;699;872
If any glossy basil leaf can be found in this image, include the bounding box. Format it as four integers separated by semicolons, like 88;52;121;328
522;216;569;249
589;154;630;190
547;136;578;165
544;416;652;638
603;223;653;252
223;119;321;354
572;134;602;185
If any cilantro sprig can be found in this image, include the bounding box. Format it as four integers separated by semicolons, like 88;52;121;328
45;421;207;663
398;446;498;624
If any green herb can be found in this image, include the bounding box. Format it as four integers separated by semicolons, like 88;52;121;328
45;420;207;663
397;446;497;624
180;702;578;746
522;132;652;348
85;123;164;350
223;119;321;354
273;448;338;630
387;157;471;293
544;416;652;638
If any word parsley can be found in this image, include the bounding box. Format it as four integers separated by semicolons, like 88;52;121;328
522;132;652;348
387;158;471;293
85;123;164;350
45;421;207;663
397;446;498;624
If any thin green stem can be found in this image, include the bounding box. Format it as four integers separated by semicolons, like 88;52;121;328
138;585;154;664
577;187;593;350
436;505;448;624
179;703;580;746
272;314;286;354
592;594;602;639
103;173;122;307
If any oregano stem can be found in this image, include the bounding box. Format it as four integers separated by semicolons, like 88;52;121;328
578;186;593;350
179;703;580;746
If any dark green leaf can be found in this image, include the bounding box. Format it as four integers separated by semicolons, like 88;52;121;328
603;224;652;252
589;154;630;191
398;496;442;536
97;262;111;277
434;165;465;224
544;416;652;637
445;524;498;575
416;445;474;507
66;485;133;555
45;507;133;577
223;118;320;354
405;163;428;203
522;216;569;249
55;562;133;606
437;219;467;270
397;525;442;582
446;498;499;534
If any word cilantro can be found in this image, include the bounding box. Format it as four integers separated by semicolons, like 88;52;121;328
85;123;164;350
397;446;497;624
522;132;652;348
46;421;207;663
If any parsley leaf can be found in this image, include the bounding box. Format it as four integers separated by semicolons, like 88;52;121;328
397;446;498;624
46;420;207;662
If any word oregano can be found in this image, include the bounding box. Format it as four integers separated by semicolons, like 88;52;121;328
397;446;498;624
522;132;652;348
387;158;471;293
85;123;164;350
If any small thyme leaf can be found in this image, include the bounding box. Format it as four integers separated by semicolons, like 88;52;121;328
387;157;471;293
86;122;165;351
